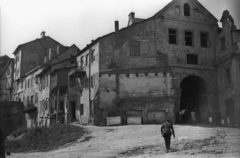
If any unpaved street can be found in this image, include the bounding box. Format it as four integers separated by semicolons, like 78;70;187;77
7;124;240;158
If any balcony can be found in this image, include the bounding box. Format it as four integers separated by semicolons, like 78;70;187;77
69;69;86;78
23;103;37;113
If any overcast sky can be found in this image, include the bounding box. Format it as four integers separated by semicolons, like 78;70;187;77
0;0;240;58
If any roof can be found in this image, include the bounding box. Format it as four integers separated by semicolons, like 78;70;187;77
76;0;219;57
13;36;64;55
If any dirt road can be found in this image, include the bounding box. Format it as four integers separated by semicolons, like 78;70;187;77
6;124;240;158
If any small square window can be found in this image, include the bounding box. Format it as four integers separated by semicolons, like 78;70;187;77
187;54;198;65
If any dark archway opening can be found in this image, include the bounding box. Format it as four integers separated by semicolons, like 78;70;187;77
225;98;235;118
179;75;207;123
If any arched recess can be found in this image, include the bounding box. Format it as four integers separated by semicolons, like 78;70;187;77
225;98;235;118
179;75;207;122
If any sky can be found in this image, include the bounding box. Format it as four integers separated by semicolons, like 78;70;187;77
0;0;240;58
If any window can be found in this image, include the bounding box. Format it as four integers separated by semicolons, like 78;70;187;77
187;54;198;65
31;95;33;104
185;31;193;46
225;68;231;86
86;54;89;66
35;76;38;84
45;76;48;87
35;93;38;103
28;79;30;88
80;104;84;115
221;36;226;50
25;80;27;89
184;4;190;16
169;29;177;44
80;56;84;68
130;41;140;56
31;77;34;86
200;32;209;47
90;50;95;63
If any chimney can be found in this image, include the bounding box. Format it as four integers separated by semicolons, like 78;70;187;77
129;12;135;19
115;21;119;36
41;31;45;38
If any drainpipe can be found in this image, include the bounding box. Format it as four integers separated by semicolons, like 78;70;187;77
88;44;92;124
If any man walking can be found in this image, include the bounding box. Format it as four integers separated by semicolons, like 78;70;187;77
161;120;175;153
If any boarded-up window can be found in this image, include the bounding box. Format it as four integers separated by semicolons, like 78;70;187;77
130;41;140;56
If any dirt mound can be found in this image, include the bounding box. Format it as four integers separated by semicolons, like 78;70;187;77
5;124;89;153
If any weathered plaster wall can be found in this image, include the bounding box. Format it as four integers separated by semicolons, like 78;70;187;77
76;43;100;125
22;68;42;128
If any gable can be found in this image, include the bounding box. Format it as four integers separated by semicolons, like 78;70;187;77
155;0;218;24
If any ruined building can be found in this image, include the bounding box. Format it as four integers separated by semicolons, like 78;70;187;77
69;0;240;126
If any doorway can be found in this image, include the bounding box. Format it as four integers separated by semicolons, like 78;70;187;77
225;98;235;118
180;75;207;123
71;102;76;122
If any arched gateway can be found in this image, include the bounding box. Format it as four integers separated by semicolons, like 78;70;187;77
179;75;207;123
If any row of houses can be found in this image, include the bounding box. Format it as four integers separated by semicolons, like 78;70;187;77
1;0;240;128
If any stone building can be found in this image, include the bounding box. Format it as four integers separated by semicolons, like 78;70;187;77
215;10;240;125
0;58;14;101
12;31;66;102
70;0;238;126
36;45;79;127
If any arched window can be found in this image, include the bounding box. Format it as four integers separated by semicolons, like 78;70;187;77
184;4;190;16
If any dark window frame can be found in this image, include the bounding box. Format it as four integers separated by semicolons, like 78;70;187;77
184;3;191;16
187;54;198;65
185;31;194;46
168;29;178;45
200;32;209;48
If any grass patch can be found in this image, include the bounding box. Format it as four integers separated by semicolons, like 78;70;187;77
5;124;88;153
